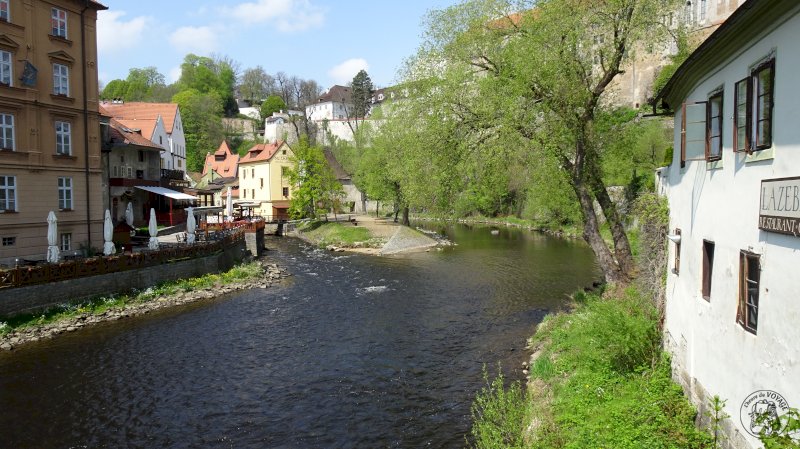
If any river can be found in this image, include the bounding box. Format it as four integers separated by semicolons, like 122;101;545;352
0;223;599;448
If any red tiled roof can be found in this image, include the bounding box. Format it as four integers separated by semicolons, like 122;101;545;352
239;141;287;165
107;118;163;150
101;102;180;134
202;141;240;177
115;119;157;141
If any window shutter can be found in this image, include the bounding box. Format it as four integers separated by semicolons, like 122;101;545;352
736;252;746;326
681;101;707;167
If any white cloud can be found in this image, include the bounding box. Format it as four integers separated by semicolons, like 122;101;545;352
223;0;325;32
168;67;182;84
97;11;150;54
328;58;369;85
169;26;218;54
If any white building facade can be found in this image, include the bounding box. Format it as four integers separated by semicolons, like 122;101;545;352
657;1;800;447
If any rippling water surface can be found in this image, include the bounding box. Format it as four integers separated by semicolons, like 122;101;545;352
0;224;598;448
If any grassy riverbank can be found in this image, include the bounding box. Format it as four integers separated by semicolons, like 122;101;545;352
470;288;713;449
0;262;265;338
297;220;383;248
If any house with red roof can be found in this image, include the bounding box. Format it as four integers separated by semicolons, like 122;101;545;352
238;141;294;219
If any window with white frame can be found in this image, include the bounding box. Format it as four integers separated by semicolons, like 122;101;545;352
53;63;69;96
0;50;11;86
55;121;71;155
0;0;9;21
0;113;13;150
51;8;67;38
58;177;72;210
60;232;71;251
0;175;16;211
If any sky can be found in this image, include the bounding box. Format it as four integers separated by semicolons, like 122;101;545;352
97;0;461;91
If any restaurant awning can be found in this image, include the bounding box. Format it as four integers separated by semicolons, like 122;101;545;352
135;185;198;201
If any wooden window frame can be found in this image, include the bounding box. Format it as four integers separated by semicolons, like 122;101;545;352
752;59;775;151
51;8;67;38
737;251;760;335
701;240;715;300
59;232;71;251
733;77;751;153
706;92;723;161
680;102;707;168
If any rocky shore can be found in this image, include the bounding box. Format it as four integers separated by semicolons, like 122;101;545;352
0;261;290;352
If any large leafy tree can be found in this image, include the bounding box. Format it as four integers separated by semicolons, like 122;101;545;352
239;66;275;104
260;95;287;122
101;66;166;101
286;138;343;219
172;89;224;172
178;54;238;117
372;0;680;283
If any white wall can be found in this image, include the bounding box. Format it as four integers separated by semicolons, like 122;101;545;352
150;118;171;170
663;9;800;448
169;110;187;172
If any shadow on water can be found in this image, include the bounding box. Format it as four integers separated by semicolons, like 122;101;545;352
0;223;599;448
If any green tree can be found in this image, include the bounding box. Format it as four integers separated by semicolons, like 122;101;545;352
178;54;238;117
239;66;274;104
286;138;343;219
260;95;287;122
172;88;224;172
350;69;374;119
101;66;167;101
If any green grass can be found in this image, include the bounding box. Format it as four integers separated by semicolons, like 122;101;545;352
0;262;263;337
299;221;373;247
470;287;713;449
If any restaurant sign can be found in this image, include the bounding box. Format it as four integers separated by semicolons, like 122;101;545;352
760;177;800;236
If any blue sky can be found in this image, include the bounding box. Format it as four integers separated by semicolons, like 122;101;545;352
97;0;460;90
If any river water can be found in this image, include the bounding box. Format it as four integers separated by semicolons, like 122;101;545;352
0;224;598;448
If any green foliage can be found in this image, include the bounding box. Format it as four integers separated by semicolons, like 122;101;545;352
0;262;264;336
260;95;287;121
653;30;692;100
177;53;238;117
101;66;166;101
350;69;374;119
757;408;800;449
523;288;712;449
299;221;373;247
470;367;531;449
706;395;730;448
286;138;344;219
172;88;225;172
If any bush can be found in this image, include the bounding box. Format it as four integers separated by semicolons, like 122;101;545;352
470;368;531;449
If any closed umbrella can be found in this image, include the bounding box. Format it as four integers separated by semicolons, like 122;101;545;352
226;188;233;222
186;207;196;244
125;202;134;227
148;208;159;250
103;209;115;256
46;211;60;263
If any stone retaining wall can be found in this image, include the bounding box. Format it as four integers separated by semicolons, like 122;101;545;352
0;240;247;317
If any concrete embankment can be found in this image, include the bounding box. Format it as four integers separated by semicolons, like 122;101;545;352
379;225;439;255
0;261;290;352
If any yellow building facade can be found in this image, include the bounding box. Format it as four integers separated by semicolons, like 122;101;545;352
238;141;294;220
0;0;106;265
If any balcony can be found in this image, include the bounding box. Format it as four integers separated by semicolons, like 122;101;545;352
161;169;185;181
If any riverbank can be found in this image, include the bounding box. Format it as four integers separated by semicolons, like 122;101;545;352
294;215;439;255
0;260;290;352
411;214;583;240
470;287;713;448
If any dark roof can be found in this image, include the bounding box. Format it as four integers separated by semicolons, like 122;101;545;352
107;118;163;151
656;0;794;108
318;85;352;104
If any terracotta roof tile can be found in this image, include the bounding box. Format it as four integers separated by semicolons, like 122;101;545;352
239;141;287;164
202;140;240;177
101;102;180;134
107;118;163;150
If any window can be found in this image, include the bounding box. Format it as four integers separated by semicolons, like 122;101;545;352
0;113;13;150
55;121;71;155
51;8;67;38
734;59;775;154
1;236;14;246
680;102;706;167
58;177;72;210
672;228;681;274
0;175;16;211
0;50;11;86
260;178;263;188
281;166;288;177
251;168;254;177
243;189;246;199
0;0;9;21
53;63;69;96
282;187;289;197
706;92;722;161
251;189;254;199
60;233;71;251
699;0;706;22
737;251;760;334
701;240;715;300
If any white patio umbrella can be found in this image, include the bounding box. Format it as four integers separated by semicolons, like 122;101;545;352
103;209;115;256
226;188;233;222
148;208;159;250
46;211;60;263
186;206;196;244
125;202;134;227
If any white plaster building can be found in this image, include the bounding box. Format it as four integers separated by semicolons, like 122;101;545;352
656;1;800;447
305;85;353;122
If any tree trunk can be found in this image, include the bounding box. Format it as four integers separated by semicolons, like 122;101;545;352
402;206;410;226
588;169;636;278
575;180;628;284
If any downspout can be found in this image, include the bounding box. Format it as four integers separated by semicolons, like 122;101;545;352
81;1;92;247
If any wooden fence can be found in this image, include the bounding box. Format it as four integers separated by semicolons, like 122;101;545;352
0;227;246;290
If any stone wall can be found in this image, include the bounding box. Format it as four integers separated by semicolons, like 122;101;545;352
0;240;247;317
244;228;264;257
